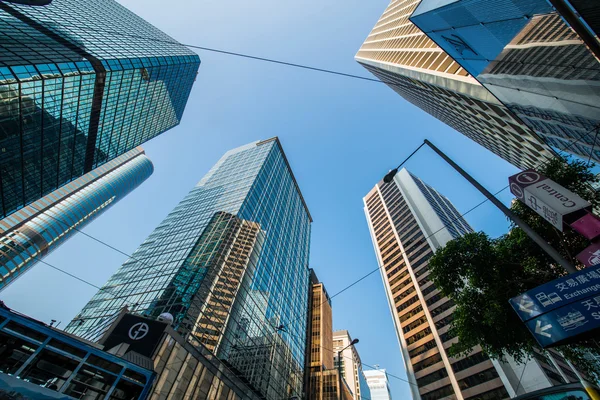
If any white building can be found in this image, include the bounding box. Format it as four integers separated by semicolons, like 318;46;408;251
364;369;392;400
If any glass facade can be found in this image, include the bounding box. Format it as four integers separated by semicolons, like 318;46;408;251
0;0;200;218
0;147;152;290
411;0;600;161
65;138;312;400
355;0;555;170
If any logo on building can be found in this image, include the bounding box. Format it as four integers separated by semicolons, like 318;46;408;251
128;322;149;340
441;34;478;56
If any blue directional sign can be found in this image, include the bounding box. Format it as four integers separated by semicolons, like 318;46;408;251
525;295;600;347
509;263;600;322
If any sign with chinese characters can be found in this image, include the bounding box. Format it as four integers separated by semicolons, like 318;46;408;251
525;295;600;347
509;169;591;231
510;264;600;347
510;263;600;322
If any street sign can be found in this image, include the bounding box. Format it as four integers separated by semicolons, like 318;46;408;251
509;263;600;322
577;242;600;267
103;314;167;357
525;295;600;347
509;169;591;231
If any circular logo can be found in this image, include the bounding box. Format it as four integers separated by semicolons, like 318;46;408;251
510;183;524;199
516;171;541;185
128;322;149;340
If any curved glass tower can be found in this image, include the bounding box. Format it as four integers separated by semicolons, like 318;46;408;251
0;0;199;218
66;138;312;400
0;147;153;290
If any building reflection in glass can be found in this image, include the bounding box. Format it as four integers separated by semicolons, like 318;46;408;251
411;0;600;161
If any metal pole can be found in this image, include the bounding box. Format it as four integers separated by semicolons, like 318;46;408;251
424;139;577;274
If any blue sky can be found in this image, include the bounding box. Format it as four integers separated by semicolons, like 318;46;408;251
2;0;524;398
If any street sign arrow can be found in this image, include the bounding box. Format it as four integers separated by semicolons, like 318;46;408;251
519;298;534;315
535;320;552;338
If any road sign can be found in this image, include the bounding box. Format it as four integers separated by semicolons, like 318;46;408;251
509;263;600;322
509;169;591;231
525;295;600;347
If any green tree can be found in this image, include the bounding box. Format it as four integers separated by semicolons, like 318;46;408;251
428;157;600;381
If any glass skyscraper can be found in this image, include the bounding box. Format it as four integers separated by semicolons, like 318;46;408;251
355;0;554;170
0;0;200;218
410;0;600;162
0;147;153;290
364;168;584;399
66;138;312;400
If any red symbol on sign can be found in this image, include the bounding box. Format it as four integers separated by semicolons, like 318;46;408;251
516;171;541;185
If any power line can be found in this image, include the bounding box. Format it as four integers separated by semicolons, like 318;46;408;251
2;17;598;392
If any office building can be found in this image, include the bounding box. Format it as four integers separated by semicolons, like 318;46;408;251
0;147;153;290
65;138;312;400
355;0;555;170
410;0;600;162
0;0;200;218
364;168;584;399
305;270;354;400
333;330;371;400
364;369;392;400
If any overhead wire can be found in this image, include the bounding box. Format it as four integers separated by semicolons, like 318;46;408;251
2;17;599;392
11;95;600;392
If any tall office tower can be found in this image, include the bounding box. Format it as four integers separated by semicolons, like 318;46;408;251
333;330;371;400
364;168;585;399
65;138;312;400
410;0;600;162
305;270;354;400
355;0;555;170
0;147;152;290
0;0;200;218
364;369;392;400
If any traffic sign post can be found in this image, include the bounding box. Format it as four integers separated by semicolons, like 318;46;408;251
510;263;600;347
509;169;591;231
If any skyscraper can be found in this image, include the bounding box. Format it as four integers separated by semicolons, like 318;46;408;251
305;270;355;400
333;330;371;400
410;0;600;162
355;0;554;170
66;138;312;400
0;147;153;290
0;0;200;218
364;369;392;400
364;168;585;399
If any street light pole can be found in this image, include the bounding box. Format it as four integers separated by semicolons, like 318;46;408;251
338;338;359;400
384;139;577;274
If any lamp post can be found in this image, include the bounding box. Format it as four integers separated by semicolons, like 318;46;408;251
338;338;359;400
383;139;577;274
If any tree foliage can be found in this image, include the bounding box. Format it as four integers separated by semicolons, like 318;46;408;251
428;157;600;381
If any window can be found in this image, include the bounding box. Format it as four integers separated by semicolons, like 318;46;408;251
413;353;442;373
406;327;431;346
422;384;454;400
0;330;39;374
19;348;80;390
417;367;449;387
464;386;509;400
451;352;489;373
457;367;499;389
